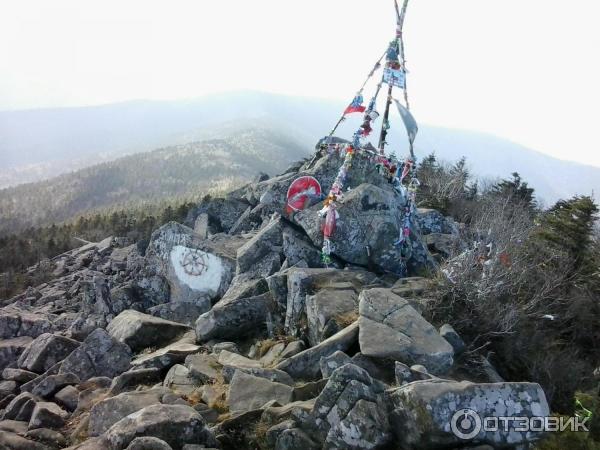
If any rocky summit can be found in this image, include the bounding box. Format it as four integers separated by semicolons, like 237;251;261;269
0;150;550;449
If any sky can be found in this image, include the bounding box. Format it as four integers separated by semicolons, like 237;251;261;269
1;0;599;167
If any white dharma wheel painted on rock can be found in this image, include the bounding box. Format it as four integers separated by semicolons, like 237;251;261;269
170;245;224;294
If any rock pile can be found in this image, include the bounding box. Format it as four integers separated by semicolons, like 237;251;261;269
0;151;549;449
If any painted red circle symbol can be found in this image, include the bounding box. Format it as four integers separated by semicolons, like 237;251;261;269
286;176;322;212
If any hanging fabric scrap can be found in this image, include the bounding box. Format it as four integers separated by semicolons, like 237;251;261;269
285;176;322;215
344;94;367;115
393;99;418;145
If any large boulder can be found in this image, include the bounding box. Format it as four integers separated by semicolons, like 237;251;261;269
59;328;132;381
107;310;191;352
0;306;54;339
235;216;283;277
276;322;359;380
227;370;293;412
88;387;170;436
28;401;69;430
306;288;358;346
0;336;32;371
130;333;200;371
17;333;79;373
104;404;217;450
284;268;378;337
295;183;435;274
389;380;550;449
195;292;274;342
297;363;391;449
144;222;243;303
358;288;453;375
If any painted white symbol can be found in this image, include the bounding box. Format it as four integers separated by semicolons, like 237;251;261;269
179;248;208;276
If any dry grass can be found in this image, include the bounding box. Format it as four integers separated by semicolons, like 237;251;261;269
334;309;359;328
254;419;271;449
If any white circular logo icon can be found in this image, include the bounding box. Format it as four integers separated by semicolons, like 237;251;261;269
451;408;482;440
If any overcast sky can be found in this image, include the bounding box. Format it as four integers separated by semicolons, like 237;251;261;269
1;0;599;167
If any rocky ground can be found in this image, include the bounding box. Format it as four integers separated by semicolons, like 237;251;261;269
0;149;549;449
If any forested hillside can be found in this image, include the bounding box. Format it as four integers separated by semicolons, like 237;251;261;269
0;125;309;235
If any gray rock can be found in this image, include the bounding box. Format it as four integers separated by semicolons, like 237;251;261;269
275;427;319;450
227;371;293;413
53;385;79;411
222;366;293;386
25;427;67;448
0;393;15;410
0;337;33;371
2;392;38;421
276;322;359;380
88;387;169;436
292;379;328;402
236;216;283;276
295;183;435;274
300;363;391;449
284;267;377;337
278;341;305;360
104;404;217;450
108;368;163;395
0;380;17;397
17;334;79;374
148;301;209;327
130;336;200;371
219;276;269;304
210;342;239;355
163;365;197;396
144;222;239;303
319;351;352;378
184;354;221;383
389;380;550;449
0;430;50;450
416;208;458;235
439;323;466;354
0;306;54;340
59;328;132;381
19;362;61;394
32;373;79;398
195;292;274;342
306;288;358;346
28;402;68;430
394;361;433;385
107;310;191;353
126;436;173;450
282;226;323;268
0;419;28;434
358;288;454;375
2;368;37;383
217;350;261;370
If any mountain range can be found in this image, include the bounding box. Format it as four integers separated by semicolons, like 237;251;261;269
1;90;599;234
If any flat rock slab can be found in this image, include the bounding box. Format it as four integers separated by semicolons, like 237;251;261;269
195;293;273;342
107;310;191;353
59;328;132;381
28;401;69;430
390;380;550;449
358;288;453;375
130;336;200;371
17;333;79;373
276;321;359;380
104;404;217;450
0;336;33;371
227;370;293;413
88;387;170;436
